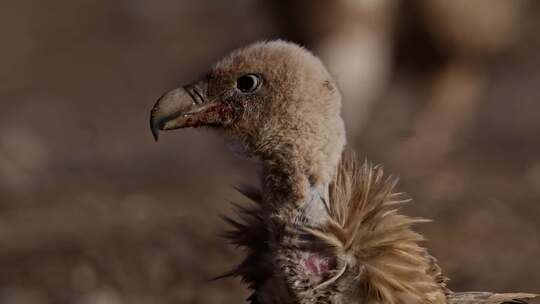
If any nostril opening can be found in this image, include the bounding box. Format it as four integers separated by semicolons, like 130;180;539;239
184;84;206;104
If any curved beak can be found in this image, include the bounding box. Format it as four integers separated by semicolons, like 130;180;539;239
150;81;231;141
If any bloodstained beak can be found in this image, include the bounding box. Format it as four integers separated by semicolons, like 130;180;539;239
150;81;231;141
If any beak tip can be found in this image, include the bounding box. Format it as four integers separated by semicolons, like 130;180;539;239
150;117;160;142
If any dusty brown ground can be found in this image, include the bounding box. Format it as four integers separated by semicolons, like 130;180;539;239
1;1;539;303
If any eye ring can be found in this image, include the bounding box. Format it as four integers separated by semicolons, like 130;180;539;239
235;74;262;94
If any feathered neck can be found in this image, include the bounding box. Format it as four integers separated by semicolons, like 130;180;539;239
258;147;337;211
240;114;345;210
225;153;449;304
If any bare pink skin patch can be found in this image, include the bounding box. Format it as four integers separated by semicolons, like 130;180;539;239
298;251;335;284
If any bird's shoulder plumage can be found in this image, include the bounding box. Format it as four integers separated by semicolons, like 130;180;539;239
306;152;449;304
224;152;450;304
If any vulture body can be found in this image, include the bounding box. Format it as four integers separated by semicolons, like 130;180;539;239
150;40;537;304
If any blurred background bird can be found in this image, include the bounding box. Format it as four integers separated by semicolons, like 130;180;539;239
1;1;540;303
150;40;537;304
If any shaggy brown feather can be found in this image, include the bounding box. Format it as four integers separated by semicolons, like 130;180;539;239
225;153;450;304
305;153;449;304
225;153;538;304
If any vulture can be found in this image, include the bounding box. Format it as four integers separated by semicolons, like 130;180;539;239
150;40;537;304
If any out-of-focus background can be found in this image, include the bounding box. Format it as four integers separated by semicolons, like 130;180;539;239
1;0;539;303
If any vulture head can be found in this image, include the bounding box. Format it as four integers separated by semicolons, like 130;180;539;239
151;40;345;206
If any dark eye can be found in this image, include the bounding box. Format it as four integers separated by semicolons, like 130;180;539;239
236;74;261;93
